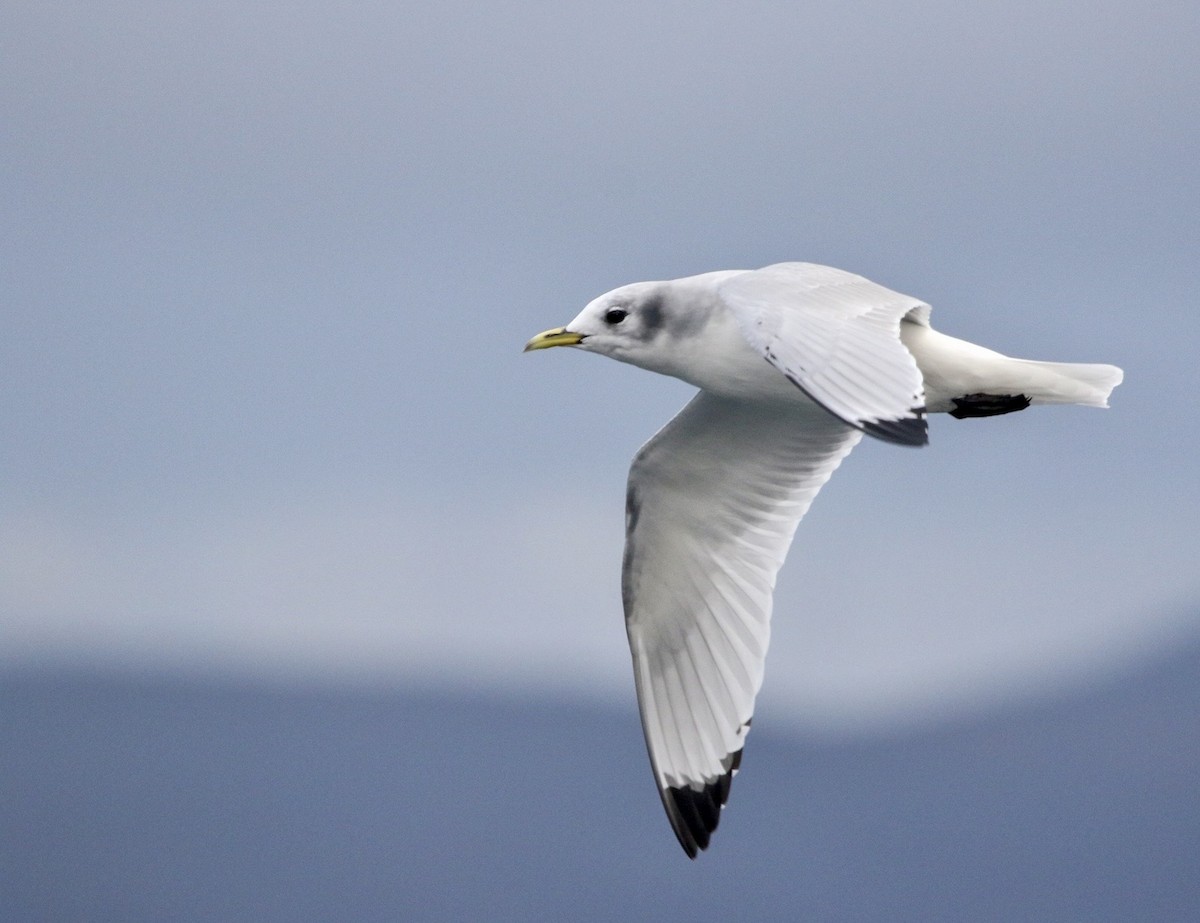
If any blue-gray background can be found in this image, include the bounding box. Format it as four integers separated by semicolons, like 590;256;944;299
2;3;1197;920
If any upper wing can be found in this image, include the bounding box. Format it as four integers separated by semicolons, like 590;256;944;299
719;262;931;446
623;392;862;857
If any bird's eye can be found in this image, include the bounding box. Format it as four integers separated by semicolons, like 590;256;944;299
604;307;629;325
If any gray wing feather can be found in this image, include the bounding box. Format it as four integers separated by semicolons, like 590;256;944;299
718;262;930;446
623;391;861;856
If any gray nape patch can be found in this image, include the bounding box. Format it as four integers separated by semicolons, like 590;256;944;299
636;295;665;339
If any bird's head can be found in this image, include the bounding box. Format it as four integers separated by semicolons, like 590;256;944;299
524;281;687;371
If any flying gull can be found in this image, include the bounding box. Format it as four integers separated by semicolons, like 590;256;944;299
524;262;1123;858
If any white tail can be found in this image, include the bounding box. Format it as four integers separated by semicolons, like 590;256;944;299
1011;359;1124;408
901;324;1124;415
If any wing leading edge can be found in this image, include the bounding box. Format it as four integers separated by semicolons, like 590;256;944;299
622;392;862;856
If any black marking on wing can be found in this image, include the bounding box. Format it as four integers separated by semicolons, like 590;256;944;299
949;393;1032;419
620;485;642;614
778;368;928;447
624;484;642;534
861;414;929;446
662;746;745;859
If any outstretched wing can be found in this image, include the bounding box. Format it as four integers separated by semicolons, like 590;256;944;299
719;262;930;446
623;392;861;857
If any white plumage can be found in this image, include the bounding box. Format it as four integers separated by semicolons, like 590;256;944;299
525;262;1122;857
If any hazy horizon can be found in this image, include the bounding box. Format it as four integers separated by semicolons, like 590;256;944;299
3;1;1199;733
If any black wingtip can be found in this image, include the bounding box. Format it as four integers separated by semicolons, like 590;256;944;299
948;393;1032;419
861;414;928;447
666;783;719;859
778;369;929;447
663;747;743;859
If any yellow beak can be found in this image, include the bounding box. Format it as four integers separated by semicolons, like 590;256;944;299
523;327;585;352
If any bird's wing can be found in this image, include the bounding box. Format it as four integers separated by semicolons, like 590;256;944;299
719;262;930;446
623;392;861;857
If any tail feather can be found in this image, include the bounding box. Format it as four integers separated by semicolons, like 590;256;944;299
901;325;1123;414
1013;359;1124;408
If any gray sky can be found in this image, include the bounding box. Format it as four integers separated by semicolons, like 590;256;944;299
2;0;1198;731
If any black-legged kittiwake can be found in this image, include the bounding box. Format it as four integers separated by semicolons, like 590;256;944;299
524;262;1123;858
